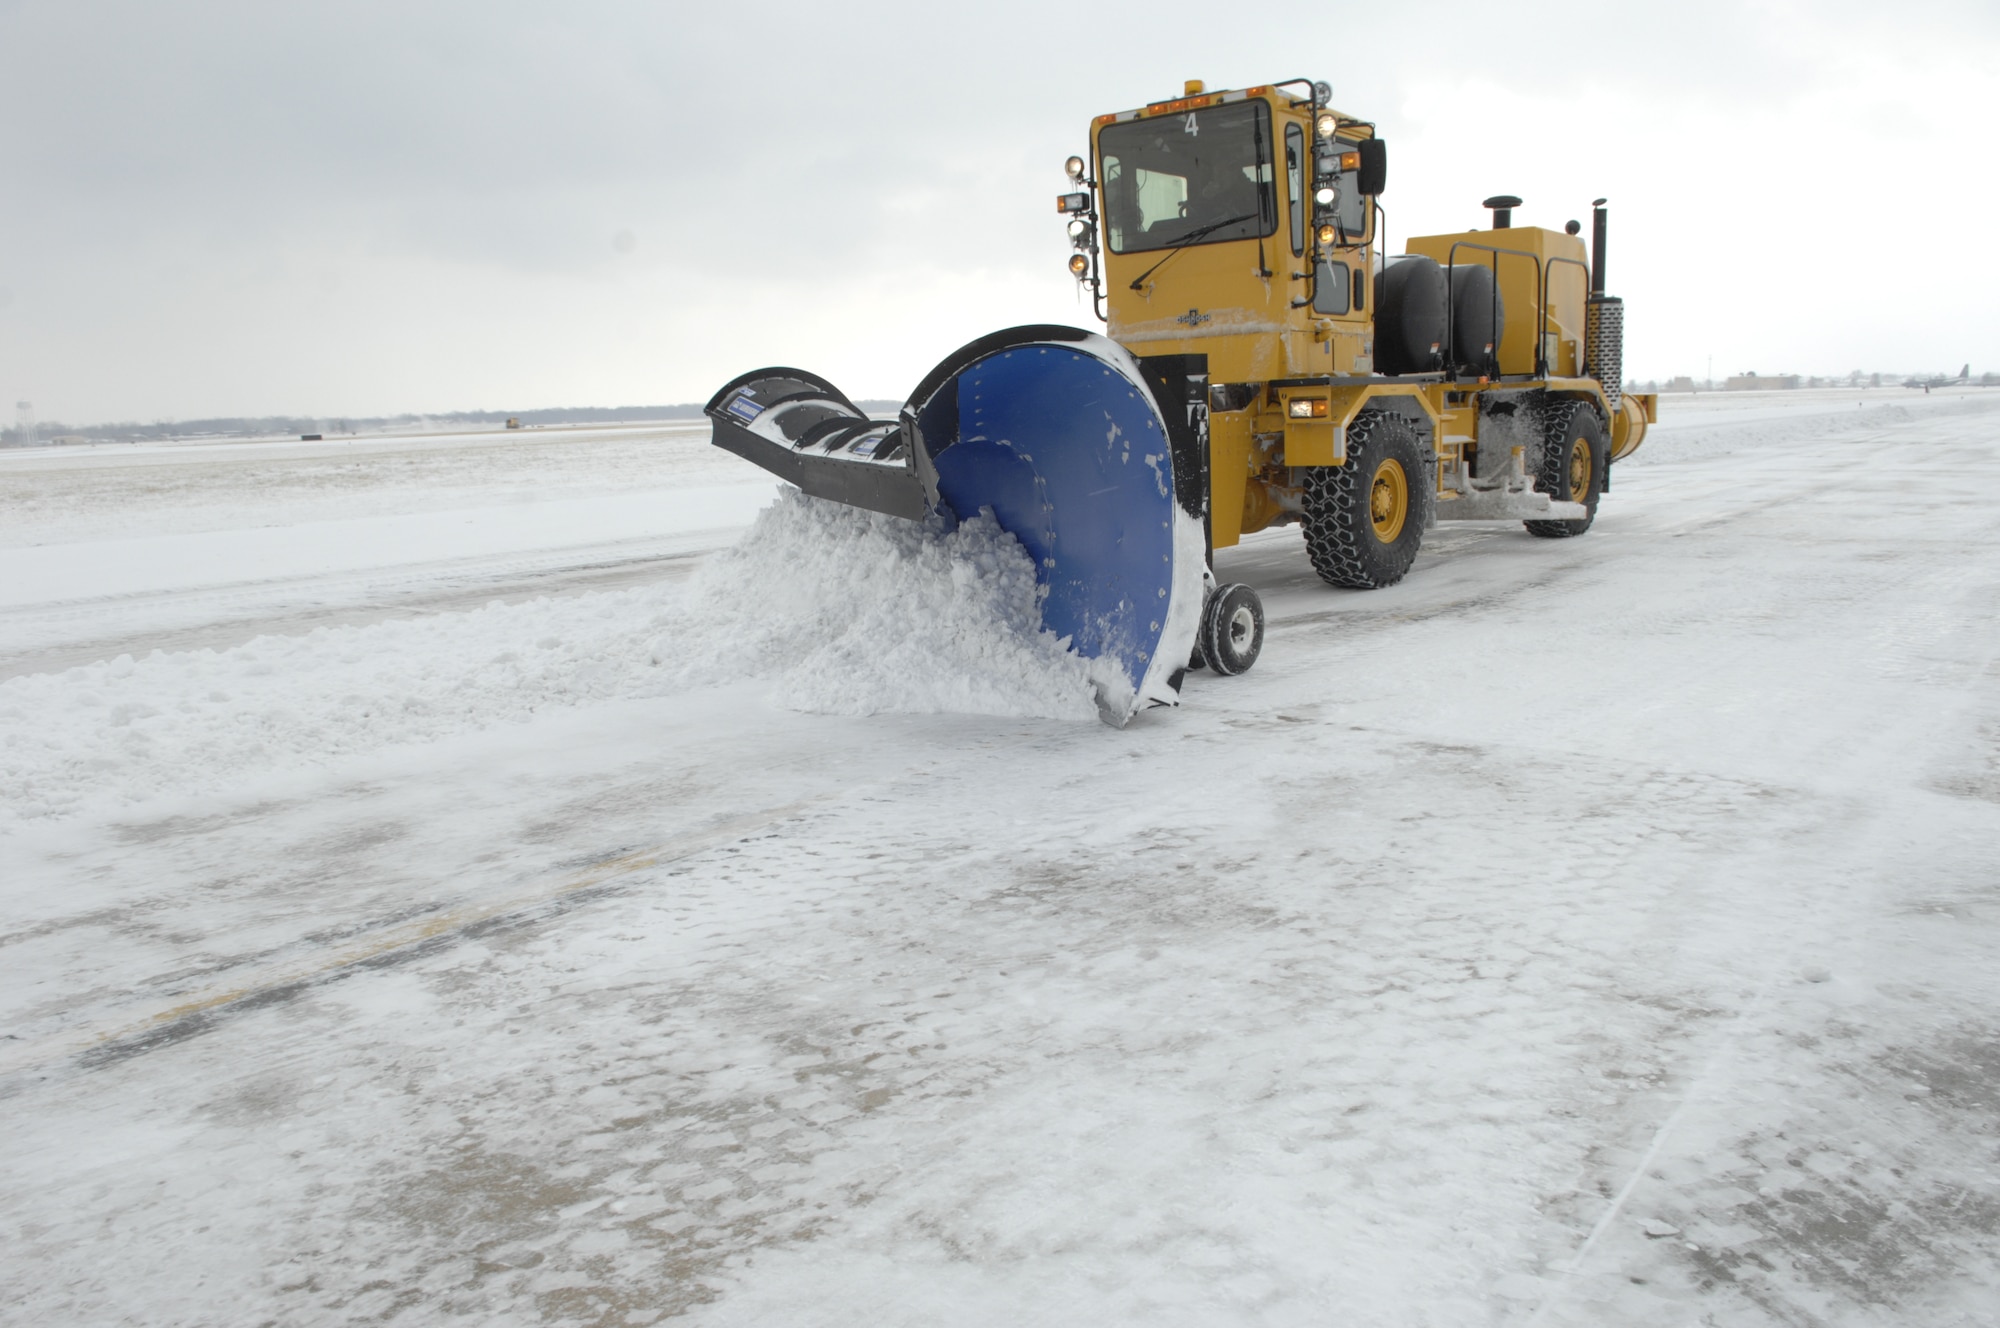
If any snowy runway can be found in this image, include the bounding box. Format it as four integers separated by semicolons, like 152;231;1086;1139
3;395;1998;1326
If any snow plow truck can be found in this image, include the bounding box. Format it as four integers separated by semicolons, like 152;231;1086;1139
705;77;1657;725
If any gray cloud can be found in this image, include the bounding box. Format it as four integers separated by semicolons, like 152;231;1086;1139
1;0;1994;421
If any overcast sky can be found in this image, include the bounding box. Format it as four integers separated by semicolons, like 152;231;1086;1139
2;0;1995;424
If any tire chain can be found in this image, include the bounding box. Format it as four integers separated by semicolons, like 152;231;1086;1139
1301;408;1433;589
1524;397;1606;539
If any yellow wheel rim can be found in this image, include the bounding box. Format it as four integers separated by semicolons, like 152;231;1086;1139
1369;458;1409;542
1568;437;1592;500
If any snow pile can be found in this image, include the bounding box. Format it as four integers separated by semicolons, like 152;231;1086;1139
0;490;1105;829
653;488;1101;722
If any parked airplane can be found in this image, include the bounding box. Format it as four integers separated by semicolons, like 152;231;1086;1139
1903;364;1970;390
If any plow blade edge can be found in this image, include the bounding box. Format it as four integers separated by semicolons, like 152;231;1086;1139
705;326;1207;724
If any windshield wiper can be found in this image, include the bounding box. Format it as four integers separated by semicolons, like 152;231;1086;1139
1127;211;1260;290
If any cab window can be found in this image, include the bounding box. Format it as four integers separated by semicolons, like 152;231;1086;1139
1099;100;1277;254
1285;124;1305;257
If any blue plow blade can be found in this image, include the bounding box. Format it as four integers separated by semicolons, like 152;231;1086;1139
705;326;1206;726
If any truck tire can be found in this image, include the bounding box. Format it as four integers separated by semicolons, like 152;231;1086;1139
1201;583;1265;675
1302;408;1432;588
1524;399;1608;538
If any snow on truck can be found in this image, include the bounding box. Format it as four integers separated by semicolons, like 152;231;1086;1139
705;77;1657;725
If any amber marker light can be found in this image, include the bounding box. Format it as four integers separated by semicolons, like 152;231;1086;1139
1144;94;1215;116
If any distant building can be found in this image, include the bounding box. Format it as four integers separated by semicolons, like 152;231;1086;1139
1664;376;1697;392
1724;373;1799;391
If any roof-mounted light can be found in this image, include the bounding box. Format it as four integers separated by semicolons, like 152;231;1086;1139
1064;155;1086;181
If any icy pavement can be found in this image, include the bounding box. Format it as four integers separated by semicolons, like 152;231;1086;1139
2;395;1999;1325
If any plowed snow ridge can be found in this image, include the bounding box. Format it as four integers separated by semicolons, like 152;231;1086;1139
0;490;1097;828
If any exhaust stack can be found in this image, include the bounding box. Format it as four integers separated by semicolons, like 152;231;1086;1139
1591;197;1608;294
1585;197;1623;407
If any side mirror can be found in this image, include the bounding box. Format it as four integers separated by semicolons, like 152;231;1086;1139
1356;139;1387;197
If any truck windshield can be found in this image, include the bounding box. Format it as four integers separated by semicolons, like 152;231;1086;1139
1099;100;1276;255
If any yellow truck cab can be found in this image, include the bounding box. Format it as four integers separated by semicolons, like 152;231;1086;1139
1063;78;1655;583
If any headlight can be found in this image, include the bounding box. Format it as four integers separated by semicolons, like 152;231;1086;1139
1067;218;1089;240
1068;254;1090;277
1314;185;1337;207
1318;224;1337;246
1065;155;1087;181
1288;398;1329;419
1316;112;1338;138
